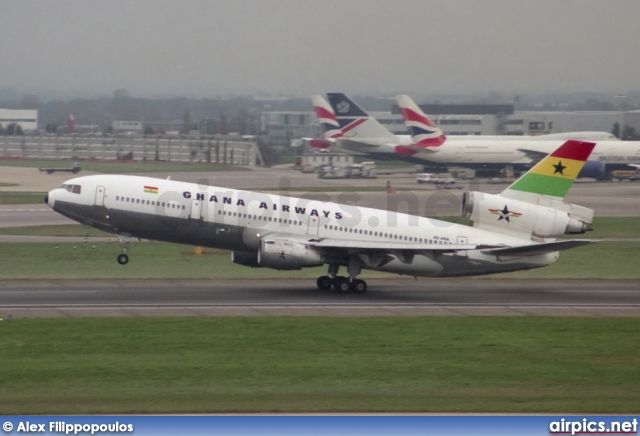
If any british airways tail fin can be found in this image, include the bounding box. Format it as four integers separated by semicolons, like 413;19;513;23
311;95;343;139
396;95;446;148
326;93;395;139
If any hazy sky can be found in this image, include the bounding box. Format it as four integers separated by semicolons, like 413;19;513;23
2;0;639;98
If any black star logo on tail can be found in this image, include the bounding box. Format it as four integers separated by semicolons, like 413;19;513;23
498;205;512;222
553;160;567;175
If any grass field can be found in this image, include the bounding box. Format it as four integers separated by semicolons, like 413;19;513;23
0;217;637;279
0;239;637;280
0;317;638;414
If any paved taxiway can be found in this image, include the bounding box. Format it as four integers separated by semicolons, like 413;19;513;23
1;279;639;318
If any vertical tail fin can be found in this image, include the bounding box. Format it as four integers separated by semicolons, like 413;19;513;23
396;95;446;148
326;93;395;138
311;95;343;139
503;140;596;200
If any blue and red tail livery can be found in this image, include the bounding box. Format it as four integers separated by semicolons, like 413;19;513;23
311;95;343;139
326;93;395;138
396;95;446;148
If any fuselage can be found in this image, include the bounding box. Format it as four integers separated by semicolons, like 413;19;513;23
331;136;640;172
46;174;558;278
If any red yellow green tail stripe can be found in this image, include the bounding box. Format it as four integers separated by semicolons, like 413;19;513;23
506;140;596;199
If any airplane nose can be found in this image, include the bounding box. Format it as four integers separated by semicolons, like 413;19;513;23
45;190;56;209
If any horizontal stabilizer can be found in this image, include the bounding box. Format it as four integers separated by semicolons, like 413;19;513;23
480;239;594;256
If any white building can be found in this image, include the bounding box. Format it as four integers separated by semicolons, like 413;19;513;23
503;111;621;136
301;152;354;168
0;109;38;132
261;111;321;146
112;120;143;134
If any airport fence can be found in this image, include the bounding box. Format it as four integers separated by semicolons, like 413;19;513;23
0;134;262;166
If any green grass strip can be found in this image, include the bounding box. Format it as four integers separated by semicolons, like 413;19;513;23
0;216;638;279
0;317;638;414
0;191;48;205
0;240;637;279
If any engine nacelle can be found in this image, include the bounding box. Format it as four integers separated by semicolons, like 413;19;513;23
578;160;605;179
231;251;261;268
462;191;592;238
258;236;324;270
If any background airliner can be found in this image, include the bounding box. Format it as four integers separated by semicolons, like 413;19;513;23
311;93;637;178
46;140;596;293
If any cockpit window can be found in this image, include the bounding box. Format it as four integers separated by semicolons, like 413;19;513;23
59;184;82;194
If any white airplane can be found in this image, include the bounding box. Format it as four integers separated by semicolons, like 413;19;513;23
46;140;596;293
312;93;635;178
395;94;637;177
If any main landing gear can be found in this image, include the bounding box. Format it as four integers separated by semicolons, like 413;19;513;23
316;264;368;294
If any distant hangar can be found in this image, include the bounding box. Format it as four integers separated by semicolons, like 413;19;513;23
0;108;38;132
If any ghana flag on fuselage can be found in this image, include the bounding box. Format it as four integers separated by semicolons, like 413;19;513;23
506;140;596;199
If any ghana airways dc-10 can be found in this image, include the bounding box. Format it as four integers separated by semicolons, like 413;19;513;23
46;140;596;293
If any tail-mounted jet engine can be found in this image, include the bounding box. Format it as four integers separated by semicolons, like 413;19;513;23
461;191;593;238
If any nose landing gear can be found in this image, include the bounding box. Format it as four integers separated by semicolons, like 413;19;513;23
116;234;130;265
117;253;129;265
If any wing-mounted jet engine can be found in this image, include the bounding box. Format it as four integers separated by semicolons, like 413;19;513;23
258;234;324;270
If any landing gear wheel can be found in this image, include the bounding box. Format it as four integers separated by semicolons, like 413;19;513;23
117;253;129;265
316;275;333;290
352;279;367;294
333;277;351;294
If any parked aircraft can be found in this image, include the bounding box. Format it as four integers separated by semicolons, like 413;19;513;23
313;93;635;178
395;94;636;177
46;140;596;293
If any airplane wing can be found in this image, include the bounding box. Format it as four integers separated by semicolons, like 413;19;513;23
308;238;477;252
306;237;594;256
479;239;594;256
517;148;548;162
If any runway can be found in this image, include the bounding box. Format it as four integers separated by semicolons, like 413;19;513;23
1;278;639;318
